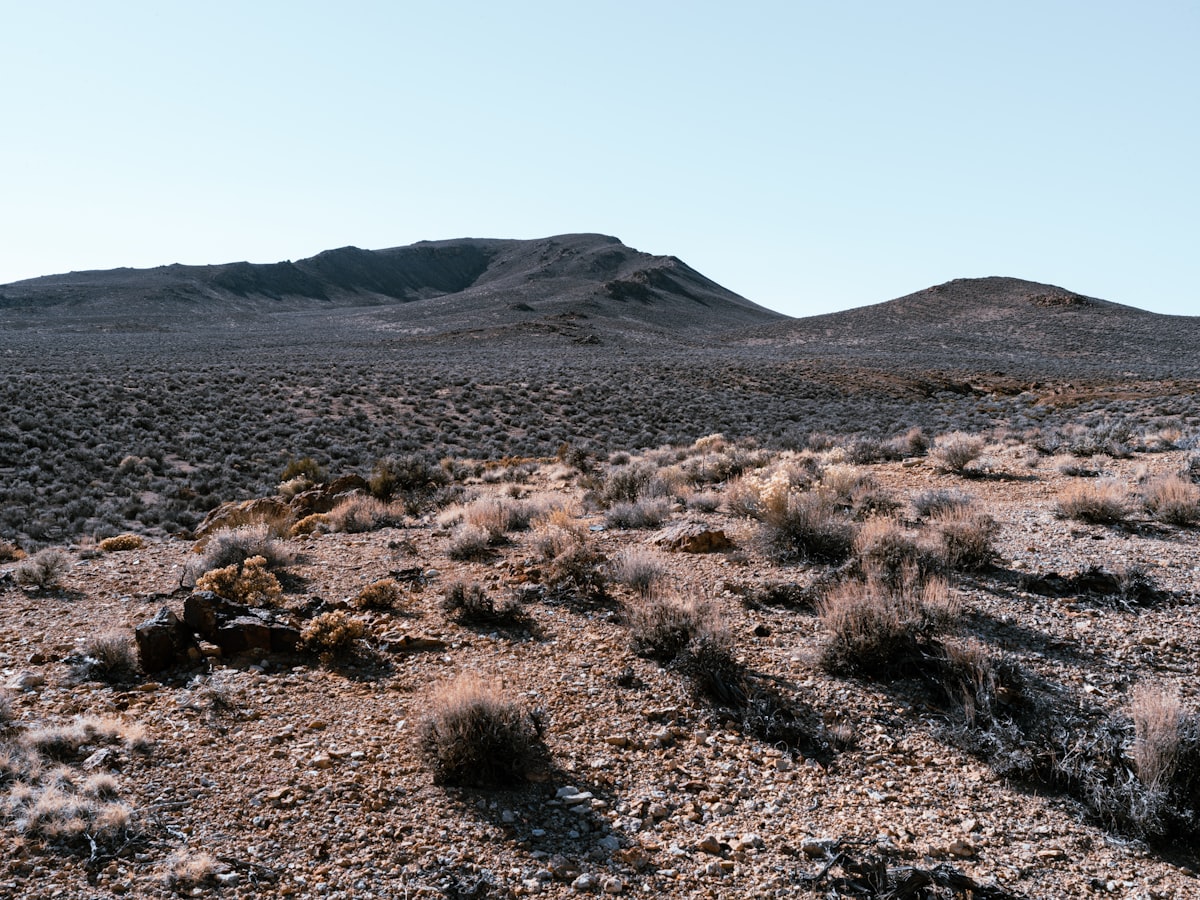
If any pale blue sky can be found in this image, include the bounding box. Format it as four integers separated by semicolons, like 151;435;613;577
2;1;1196;316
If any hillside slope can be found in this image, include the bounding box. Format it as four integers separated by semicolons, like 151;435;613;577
0;234;782;335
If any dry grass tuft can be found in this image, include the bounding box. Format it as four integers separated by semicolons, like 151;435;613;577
610;549;666;596
1141;475;1200;526
930;508;999;571
1131;684;1184;789
1056;479;1129;524
74;630;139;683
418;676;546;787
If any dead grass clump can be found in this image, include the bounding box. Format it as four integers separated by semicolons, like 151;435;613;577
195;556;283;606
818;572;957;677
611;549;666;596
163;851;221;889
930;508;999;571
604;498;671;529
1131;684;1184;790
1141;475;1200;526
14;549;70;591
73;630;139;684
762;490;856;564
1056;479;1129;524
418;676;546;787
98;533;144;552
930;431;986;474
300;611;367;665
353;578;405;611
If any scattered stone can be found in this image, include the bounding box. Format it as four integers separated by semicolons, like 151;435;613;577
7;670;43;691
696;835;723;855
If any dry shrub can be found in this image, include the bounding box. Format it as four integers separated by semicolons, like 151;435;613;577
163;851;220;889
327;495;404;533
1131;684;1183;789
818;571;957;677
930;508;999;571
14;549;70;591
98;533;144;552
463;497;539;538
762;489;856;564
604;497;671;529
21;715;149;760
930;431;985;474
418;676;545;787
195;555;282;606
440;581;525;626
684;491;722;512
300;611;367;665
353;578;404;611
626;591;717;662
819;464;894;517
1141;475;1200;526
1056;479;1129;524
911;489;972;519
74;630;139;683
601;462;659;505
192;524;294;576
532;510;607;603
447;523;493;560
611;549;666;596
854;517;940;586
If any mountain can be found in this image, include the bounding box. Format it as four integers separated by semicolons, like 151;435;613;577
740;276;1200;380
0;234;783;335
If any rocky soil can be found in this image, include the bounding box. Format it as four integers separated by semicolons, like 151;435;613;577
2;441;1199;899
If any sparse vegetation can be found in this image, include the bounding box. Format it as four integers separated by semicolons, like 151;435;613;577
195;555;283;606
14;549;70;591
73;630;139;683
98;533;144;552
440;580;526;626
1056;479;1129;524
300;611;368;665
418;676;546;787
930;431;985;474
353;578;404;611
1141;474;1200;525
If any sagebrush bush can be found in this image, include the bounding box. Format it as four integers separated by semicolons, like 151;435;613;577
1141;475;1200;526
418;676;545;787
931;508;999;571
854;518;940;586
281;456;326;484
441;581;525;626
447;523;493;560
611;549;666;596
604;497;671;529
626;591;715;661
74;630;139;683
761;489;856;564
1056;479;1129;524
353;578;404;611
300;611;367;665
195;556;282;606
818;571;957;676
192;524;294;577
369;454;449;511
930;432;985;474
14;549;70;590
98;533;144;552
911;489;972;519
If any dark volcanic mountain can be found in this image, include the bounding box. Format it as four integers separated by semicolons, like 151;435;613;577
739;276;1200;380
0;233;782;335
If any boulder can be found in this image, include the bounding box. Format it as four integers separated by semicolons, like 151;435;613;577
195;497;293;538
135;607;199;673
184;591;300;657
652;522;734;553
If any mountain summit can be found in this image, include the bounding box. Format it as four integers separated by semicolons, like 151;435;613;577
0;234;782;333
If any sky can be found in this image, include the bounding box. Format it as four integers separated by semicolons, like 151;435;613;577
1;1;1196;317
